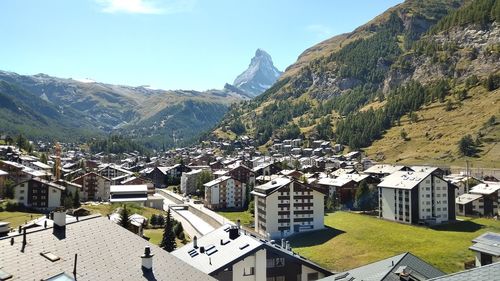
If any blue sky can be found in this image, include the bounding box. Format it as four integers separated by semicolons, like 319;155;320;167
0;0;403;91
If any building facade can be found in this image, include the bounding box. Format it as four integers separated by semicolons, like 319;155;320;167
13;178;64;210
252;177;325;239
378;170;455;225
72;172;111;202
204;176;246;210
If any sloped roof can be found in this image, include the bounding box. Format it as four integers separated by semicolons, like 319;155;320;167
470;232;500;256
427;262;500;281
172;224;332;276
320;252;444;281
0;215;214;281
378;171;433;190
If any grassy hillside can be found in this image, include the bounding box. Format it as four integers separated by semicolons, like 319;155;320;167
365;86;500;167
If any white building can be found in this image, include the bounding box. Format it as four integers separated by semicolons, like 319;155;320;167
251;176;325;239
469;182;500;216
204;176;246;210
172;224;332;281
378;169;455;225
180;169;203;195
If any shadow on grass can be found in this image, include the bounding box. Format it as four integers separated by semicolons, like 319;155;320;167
289;226;345;248
431;220;484;232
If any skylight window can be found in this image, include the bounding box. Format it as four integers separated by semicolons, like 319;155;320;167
40;251;60;262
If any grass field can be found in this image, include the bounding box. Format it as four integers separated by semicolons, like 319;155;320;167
83;203;165;220
216;210;254;226
289;212;500;274
143;228;189;248
0;211;43;229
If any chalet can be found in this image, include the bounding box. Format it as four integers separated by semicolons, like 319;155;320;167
251;176;325;239
469;232;500;267
318;252;444;281
72;172;111;202
253;162;282;177
378;169;455;225
172;224;332;281
98;163;133;179
13;177;65;210
121;176;155;195
0;169;8;196
456;192;484;217
469;181;500;216
148;164;189;188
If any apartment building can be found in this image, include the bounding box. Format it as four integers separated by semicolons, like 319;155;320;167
204;176;246;210
378;169;455;225
251;176;325;239
13;177;65;210
72;172;111;202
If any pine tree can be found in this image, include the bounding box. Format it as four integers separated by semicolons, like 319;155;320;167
119;205;131;230
73;190;81;208
160;209;177;252
150;214;158;227
354;181;370;211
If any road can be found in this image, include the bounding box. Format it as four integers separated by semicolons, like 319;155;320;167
157;193;214;239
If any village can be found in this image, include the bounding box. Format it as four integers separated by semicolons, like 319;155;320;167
0;135;498;281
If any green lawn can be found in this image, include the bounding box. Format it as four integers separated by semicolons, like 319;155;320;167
143;228;189;248
0;211;43;229
216;210;254;227
83;203;164;220
289;212;500;274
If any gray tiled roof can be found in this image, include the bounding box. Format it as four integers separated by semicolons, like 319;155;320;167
470;232;500;256
427;262;500;281
0;215;214;281
319;252;445;281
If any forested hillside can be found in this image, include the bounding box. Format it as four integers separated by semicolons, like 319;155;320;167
210;0;500;166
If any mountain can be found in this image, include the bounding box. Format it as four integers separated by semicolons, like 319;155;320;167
0;70;247;147
232;49;282;97
211;0;500;167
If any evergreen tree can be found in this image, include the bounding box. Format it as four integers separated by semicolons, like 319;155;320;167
157;214;165;226
150;214;158;227
73;191;81;208
160;209;177;252
354;181;370;211
40;153;48;164
119;205;131;230
458;135;478;156
173;222;184;239
2;179;15;199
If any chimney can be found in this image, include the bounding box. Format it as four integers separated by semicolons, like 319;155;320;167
281;238;285;248
53;210;66;231
141;246;154;271
285;241;290;251
193;236;198;248
237;219;241;229
229;226;240;240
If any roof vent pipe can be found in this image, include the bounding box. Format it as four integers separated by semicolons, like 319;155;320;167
141;246;154;271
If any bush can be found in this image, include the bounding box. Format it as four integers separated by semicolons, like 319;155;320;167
5;201;21;211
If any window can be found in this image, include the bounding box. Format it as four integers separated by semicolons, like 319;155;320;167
307;272;319;281
19;196;24;200
243;267;255;276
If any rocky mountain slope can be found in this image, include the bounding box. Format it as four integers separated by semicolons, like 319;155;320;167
212;0;500;166
233;49;282;97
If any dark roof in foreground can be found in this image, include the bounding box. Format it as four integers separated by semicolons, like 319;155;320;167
319;252;445;281
427;262;500;281
0;215;214;281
